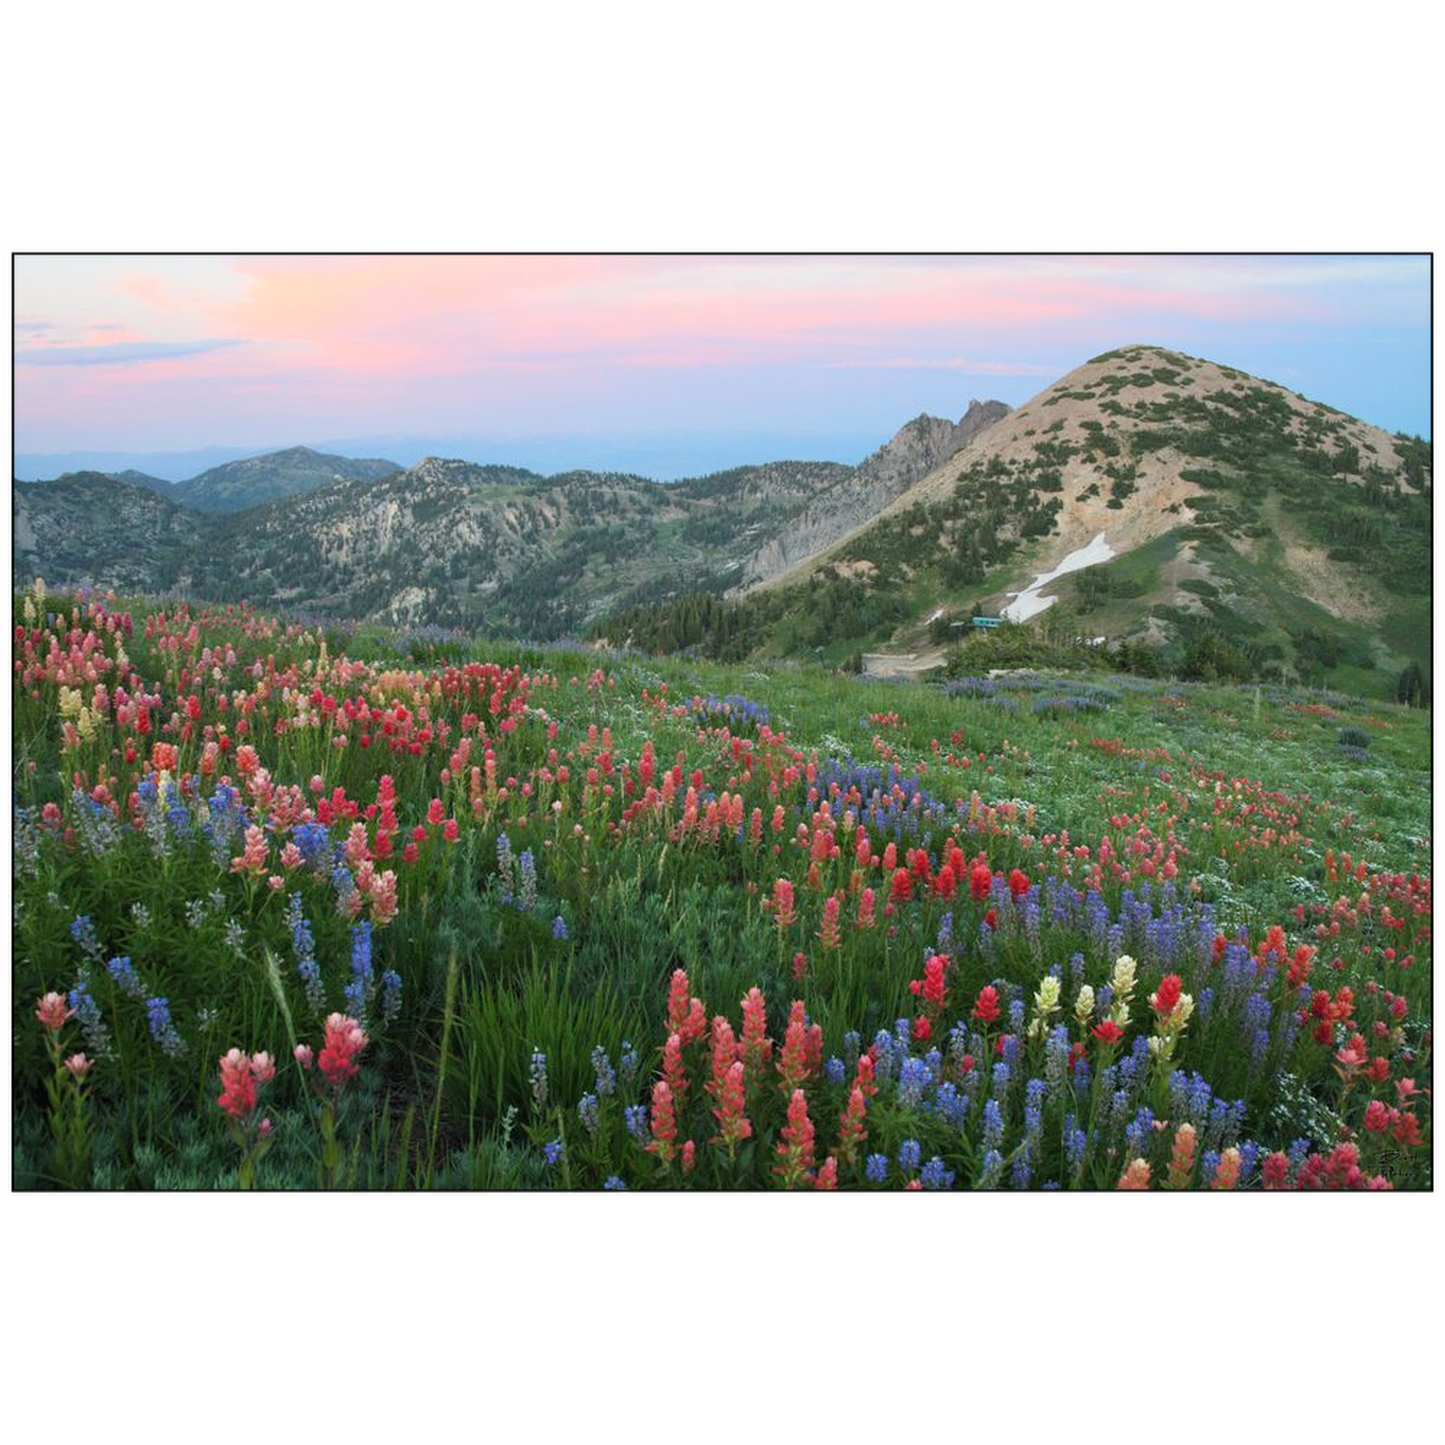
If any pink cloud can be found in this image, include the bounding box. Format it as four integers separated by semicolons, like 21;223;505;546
14;254;1426;453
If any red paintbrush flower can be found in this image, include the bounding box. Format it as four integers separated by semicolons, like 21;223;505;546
972;985;1000;1026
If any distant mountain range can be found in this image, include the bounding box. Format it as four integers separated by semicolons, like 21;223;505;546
27;446;403;515
169;446;401;512
13;408;1005;636
13;345;1433;693
14;431;894;488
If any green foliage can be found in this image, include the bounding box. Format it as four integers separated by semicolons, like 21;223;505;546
1180;630;1254;683
1396;661;1431;708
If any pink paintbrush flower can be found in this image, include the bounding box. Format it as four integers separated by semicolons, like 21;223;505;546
35;992;74;1031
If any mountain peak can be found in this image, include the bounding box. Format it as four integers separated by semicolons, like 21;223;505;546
172;447;401;513
746;343;1430;689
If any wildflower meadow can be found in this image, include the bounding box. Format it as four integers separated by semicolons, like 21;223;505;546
11;579;1432;1190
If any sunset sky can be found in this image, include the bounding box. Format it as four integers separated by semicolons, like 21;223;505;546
13;254;1431;478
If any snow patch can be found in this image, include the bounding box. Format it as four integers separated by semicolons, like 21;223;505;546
1002;533;1115;622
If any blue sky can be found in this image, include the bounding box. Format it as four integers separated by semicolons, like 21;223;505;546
13;254;1431;478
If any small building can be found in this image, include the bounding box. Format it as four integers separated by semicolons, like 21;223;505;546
970;615;1003;630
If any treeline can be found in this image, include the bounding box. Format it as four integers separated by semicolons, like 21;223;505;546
593;589;785;661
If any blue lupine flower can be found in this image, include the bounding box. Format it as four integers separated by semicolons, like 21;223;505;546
1129;1034;1150;1077
204;783;245;865
543;1138;565;1166
1243;990;1272;1037
982;1098;1005;1151
286;891;313;952
870;1029;898;1082
136;773;169;854
619;1042;639;1084
1063;1115;1087;1172
1106;1089;1130;1134
68;981;110;1055
935;1081;968;1129
864;1153;890;1184
979;1149;1005;1189
343;978;366;1021
166;790;193;842
1125;1106;1154;1158
920;1157;955;1190
70;915;102;962
1197;987;1215;1025
293;821;330;869
936;912;954;951
106;955;145;1000
1249;1028;1271;1070
685;693;771;731
348;921;374;1020
577;1093;601;1137
14;804;42;876
1228;1098;1248;1146
824;1056;846;1087
947;1022;971;1073
1205;1097;1232;1150
331;863;357;916
530;1050;549;1108
591;1045;616;1097
552;915;569;941
380;969;402;1024
145;996;186;1059
72;787;119;855
1019;893;1042;955
518;850;537;912
496;833;513;903
624;1104;649;1141
603;1176;627;1190
1044;1025;1071;1093
897;1057;931;1110
1239;1140;1260;1184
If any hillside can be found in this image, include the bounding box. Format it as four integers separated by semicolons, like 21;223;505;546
198;456;859;635
173;445;402;512
11;408;989;636
104;468;176;497
13;474;204;593
735;400;1009;584
601;346;1431;695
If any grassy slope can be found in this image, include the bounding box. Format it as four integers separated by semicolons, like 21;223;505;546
12;587;1432;1189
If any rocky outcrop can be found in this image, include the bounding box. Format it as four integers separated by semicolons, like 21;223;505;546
736;400;1009;585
